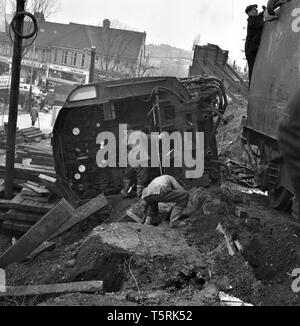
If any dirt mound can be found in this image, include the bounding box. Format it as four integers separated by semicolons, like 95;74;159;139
217;100;248;161
3;183;300;306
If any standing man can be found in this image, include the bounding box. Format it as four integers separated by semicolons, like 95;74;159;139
245;4;265;85
30;104;39;127
278;91;300;219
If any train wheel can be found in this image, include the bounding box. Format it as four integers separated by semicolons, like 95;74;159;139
268;186;293;210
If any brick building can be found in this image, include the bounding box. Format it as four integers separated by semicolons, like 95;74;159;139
0;14;146;90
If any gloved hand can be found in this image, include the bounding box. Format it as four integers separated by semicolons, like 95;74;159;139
121;178;132;197
136;185;144;198
121;188;129;198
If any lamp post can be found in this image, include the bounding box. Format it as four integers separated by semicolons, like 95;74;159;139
4;0;26;199
28;39;36;111
89;46;96;83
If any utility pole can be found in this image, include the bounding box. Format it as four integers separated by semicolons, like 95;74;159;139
88;46;96;83
28;40;36;111
4;0;26;199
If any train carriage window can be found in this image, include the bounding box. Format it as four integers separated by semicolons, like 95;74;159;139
103;102;116;121
69;86;97;101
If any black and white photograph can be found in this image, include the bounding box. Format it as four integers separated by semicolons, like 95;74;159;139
0;0;299;310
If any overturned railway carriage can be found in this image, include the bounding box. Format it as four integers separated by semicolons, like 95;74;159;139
52;76;227;204
242;0;300;214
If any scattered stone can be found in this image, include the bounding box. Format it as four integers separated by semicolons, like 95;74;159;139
66;259;76;267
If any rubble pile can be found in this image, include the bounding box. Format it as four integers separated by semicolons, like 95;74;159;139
1;183;298;306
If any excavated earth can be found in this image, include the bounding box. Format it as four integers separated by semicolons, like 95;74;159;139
1;183;299;306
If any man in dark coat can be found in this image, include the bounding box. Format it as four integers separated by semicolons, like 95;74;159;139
278;91;300;219
245;4;265;85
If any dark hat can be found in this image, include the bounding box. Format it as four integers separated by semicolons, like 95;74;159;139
245;4;258;14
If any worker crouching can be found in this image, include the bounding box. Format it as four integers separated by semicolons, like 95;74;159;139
133;175;190;228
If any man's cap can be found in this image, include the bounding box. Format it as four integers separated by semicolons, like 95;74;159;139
245;4;258;14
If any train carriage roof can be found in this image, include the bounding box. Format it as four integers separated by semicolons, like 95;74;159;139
62;76;190;108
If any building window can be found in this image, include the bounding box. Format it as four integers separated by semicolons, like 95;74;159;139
81;53;85;67
61;50;68;65
42;48;46;62
5;43;10;55
71;52;77;66
64;51;68;65
53;49;58;63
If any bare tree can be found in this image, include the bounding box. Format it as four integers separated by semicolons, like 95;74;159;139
128;55;158;77
192;34;201;49
27;0;60;18
95;25;145;78
3;0;60;18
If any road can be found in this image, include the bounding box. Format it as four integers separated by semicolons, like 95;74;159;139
0;104;56;134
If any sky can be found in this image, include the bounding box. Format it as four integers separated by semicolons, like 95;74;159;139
50;0;267;68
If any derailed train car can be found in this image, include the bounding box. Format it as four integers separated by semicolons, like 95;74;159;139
52;76;227;205
242;0;300;215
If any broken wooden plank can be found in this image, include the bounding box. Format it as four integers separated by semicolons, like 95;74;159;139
21;188;50;197
5;209;42;223
216;223;235;256
20;194;52;203
26;241;56;260
0;163;56;182
38;174;62;197
0;199;75;268
0;195;57;213
49;193;108;240
0;281;103;297
2;220;33;233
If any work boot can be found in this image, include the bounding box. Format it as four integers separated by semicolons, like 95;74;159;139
169;206;187;228
126;199;148;223
144;203;161;225
144;216;152;225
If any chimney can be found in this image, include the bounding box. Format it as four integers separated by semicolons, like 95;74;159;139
34;11;45;24
103;19;111;29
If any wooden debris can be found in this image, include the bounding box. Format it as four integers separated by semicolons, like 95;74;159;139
0;199;75;268
235;206;248;219
38;174;62;197
49;193;108;240
0;281;103;297
219;291;253;306
22;182;50;195
26;241;56;260
234;240;244;253
15;143;54;167
216;223;235;256
2;220;33;233
0;163;56;183
4;209;43;223
0;193;59;213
